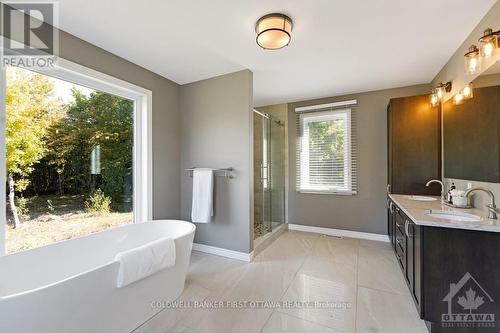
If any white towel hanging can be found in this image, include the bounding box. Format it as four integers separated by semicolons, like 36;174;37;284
191;168;214;223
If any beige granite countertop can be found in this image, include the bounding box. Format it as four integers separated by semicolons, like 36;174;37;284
389;194;500;233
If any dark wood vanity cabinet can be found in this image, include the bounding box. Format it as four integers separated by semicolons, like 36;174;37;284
388;199;500;332
387;95;441;195
389;201;422;314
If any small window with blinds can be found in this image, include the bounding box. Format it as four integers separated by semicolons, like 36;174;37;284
297;107;357;195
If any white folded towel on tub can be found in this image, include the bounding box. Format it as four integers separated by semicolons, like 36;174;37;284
191;168;214;223
114;237;176;288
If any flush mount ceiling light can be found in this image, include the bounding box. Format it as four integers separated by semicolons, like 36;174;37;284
255;13;293;50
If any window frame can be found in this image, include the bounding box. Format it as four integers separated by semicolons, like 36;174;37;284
297;107;355;195
0;41;153;255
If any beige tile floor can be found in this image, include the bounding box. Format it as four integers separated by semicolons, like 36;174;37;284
133;231;428;333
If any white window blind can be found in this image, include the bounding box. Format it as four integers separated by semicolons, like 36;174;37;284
296;106;357;195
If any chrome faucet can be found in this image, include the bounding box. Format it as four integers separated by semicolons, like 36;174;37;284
426;179;445;202
465;188;498;219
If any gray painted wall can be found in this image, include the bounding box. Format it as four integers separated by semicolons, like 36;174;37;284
179;70;253;253
287;85;430;235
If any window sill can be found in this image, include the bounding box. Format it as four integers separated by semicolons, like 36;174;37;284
297;190;357;196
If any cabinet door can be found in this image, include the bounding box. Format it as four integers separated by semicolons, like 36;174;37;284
387;198;394;245
406;218;414;291
388;95;441;195
395;208;406;270
413;222;422;314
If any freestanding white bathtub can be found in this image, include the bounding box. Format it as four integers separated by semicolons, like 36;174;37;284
0;220;195;333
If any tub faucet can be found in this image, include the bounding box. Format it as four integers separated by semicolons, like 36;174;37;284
426;179;445;202
465;188;498;219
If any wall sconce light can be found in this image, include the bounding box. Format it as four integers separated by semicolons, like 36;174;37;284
429;82;452;106
436;81;452;99
453;92;464;105
464;45;481;75
479;28;499;59
463;27;499;75
462;83;473;99
255;13;293;50
430;89;439;107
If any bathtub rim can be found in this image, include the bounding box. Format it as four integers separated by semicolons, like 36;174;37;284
0;219;195;301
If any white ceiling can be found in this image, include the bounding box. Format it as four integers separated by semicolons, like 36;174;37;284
55;0;497;106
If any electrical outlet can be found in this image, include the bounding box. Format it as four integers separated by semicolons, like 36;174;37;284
467;182;473;189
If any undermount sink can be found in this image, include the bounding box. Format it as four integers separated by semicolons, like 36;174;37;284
427;210;482;222
407;195;438;201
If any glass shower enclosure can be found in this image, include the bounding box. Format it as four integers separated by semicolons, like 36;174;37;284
253;110;285;240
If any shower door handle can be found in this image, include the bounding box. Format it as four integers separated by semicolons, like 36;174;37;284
260;163;264;184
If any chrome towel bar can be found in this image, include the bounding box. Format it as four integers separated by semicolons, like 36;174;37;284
184;167;234;179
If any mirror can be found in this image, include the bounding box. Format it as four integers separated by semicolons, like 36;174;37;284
443;60;500;183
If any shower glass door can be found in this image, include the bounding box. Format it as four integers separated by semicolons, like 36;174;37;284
254;111;285;240
268;119;285;231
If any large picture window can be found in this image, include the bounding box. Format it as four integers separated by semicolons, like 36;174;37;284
297;108;357;195
0;58;151;255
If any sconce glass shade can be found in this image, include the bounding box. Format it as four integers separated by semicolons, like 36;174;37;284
256;13;293;50
435;86;446;100
430;90;439;107
464;45;481;75
462;83;473;99
479;28;498;59
453;92;464;105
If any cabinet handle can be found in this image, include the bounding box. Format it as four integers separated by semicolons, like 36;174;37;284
387;184;391;194
405;220;414;237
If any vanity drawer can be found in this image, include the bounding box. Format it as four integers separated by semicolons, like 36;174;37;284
395;239;406;270
396;232;406;254
395;220;406;253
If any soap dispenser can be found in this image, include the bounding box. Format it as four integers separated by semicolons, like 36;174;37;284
447;182;456;204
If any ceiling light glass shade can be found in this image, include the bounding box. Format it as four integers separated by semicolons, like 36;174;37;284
479;28;498;59
255;13;292;50
464;45;481;75
462;83;473;99
430;90;439;107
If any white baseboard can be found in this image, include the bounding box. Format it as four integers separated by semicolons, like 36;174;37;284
192;243;254;262
287;224;389;242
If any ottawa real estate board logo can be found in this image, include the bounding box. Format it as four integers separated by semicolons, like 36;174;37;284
0;1;59;69
442;272;495;329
